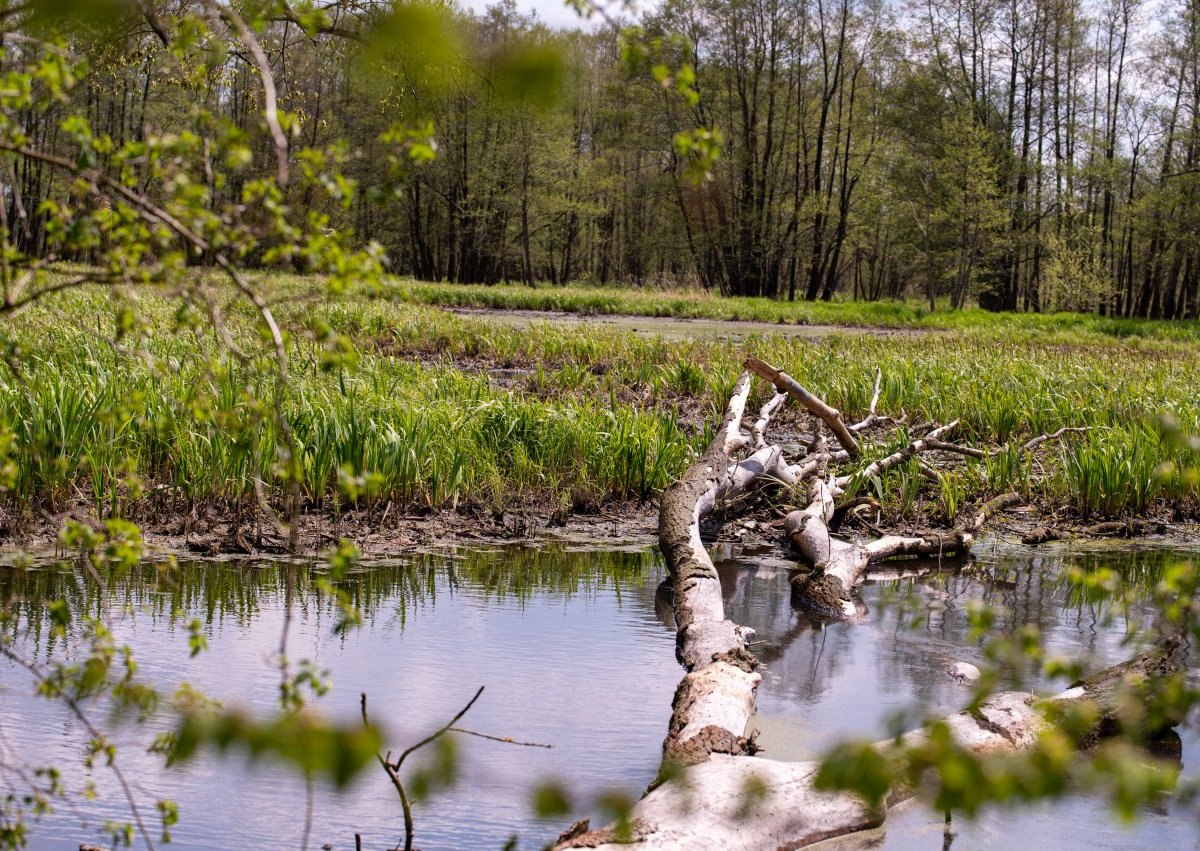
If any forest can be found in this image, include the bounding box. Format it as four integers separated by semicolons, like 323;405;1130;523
0;2;1199;850
11;0;1200;316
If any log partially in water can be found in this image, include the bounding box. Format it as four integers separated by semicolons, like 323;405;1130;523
556;641;1182;851
556;360;1178;851
656;370;806;764
788;489;1022;620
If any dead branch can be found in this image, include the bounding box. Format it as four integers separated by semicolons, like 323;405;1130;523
920;426;1089;463
849;367;883;433
751;391;789;450
1022;518;1165;545
838;421;959;488
745;357;861;456
1023;426;1089;453
789;490;1022;619
921;438;988;459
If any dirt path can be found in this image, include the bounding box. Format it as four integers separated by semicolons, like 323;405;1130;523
447;307;922;341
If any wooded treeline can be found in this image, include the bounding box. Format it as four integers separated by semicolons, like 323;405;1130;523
8;0;1200;316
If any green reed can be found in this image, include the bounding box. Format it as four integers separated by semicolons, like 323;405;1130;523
0;279;1196;523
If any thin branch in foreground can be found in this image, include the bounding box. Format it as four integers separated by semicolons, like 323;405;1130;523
365;687;485;851
206;0;290;187
0;643;156;851
391;686;485;771
361;692;416;851
361;685;554;851
447;727;554;748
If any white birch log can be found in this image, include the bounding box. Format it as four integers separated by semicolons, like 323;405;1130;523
556;642;1180;851
657;372;798;763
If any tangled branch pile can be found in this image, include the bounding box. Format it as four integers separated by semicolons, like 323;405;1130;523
555;356;1181;851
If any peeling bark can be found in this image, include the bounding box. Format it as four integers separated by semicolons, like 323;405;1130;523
557;360;1174;851
657;371;801;764
558;642;1181;851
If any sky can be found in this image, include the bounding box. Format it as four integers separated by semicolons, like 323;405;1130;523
461;0;626;31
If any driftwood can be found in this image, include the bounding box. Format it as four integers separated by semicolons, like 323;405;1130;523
1022;519;1166;545
557;643;1181;851
555;360;1179;851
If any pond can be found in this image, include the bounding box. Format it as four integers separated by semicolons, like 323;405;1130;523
0;542;1197;849
0;549;678;850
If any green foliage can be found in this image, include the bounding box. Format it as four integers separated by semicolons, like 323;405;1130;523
0;279;1194;522
814;741;893;810
172;707;382;789
532;781;573;818
0;0;1198;846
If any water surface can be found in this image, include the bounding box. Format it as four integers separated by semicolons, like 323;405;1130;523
0;548;676;850
721;542;1200;850
3;541;1198;850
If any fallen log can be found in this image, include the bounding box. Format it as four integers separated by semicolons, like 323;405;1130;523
556;640;1182;850
786;479;1021;619
1021;519;1166;545
656;371;806;765
559;361;1165;851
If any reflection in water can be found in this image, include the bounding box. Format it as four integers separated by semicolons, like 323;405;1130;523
4;543;1199;850
720;545;1200;850
0;548;676;851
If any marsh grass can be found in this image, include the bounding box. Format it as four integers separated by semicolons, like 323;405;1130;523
0;278;1196;526
370;276;1200;346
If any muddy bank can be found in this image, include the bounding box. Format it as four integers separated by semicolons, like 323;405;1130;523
0;498;662;562
1;489;1194;563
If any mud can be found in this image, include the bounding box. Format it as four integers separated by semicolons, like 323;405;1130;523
0;498;661;563
2;469;1194;564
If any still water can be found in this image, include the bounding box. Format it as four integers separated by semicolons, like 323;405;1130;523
0;549;678;850
1;542;1198;850
722;541;1200;850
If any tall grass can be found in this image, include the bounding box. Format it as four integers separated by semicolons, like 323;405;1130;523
0;312;699;517
0;282;1197;523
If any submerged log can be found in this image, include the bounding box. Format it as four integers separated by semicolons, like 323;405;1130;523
1022;519;1166;545
556;641;1182;851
